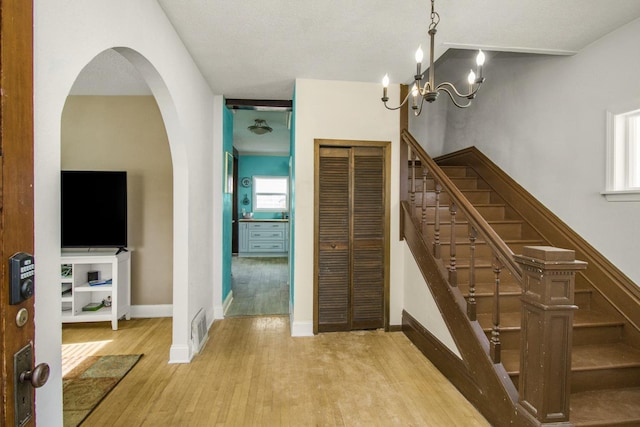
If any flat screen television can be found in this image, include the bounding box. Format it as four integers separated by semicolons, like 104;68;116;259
61;170;128;249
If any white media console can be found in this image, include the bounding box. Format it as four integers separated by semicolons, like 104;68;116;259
60;250;131;330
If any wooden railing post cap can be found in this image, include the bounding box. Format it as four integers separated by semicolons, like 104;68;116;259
514;246;587;271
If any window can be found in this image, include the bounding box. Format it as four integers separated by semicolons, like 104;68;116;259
604;106;640;201
253;176;288;211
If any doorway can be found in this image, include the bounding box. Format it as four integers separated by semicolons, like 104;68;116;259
314;139;391;333
224;101;293;317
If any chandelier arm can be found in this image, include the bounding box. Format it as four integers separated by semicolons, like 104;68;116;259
438;87;473;109
414;96;426;116
435;81;480;100
383;88;414;111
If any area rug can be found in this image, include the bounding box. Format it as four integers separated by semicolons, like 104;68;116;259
63;354;142;427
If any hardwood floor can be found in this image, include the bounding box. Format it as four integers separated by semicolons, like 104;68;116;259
227;257;289;316
62;317;490;426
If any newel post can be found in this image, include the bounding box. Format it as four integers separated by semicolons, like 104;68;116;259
514;246;587;426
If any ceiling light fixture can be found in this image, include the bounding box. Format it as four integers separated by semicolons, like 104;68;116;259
248;119;273;135
381;0;486;115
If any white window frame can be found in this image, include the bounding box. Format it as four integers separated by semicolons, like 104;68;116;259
603;103;640;202
252;176;289;212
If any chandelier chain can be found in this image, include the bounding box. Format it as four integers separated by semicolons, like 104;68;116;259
429;0;440;31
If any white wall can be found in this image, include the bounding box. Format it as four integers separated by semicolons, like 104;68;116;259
292;79;403;334
411;17;640;285
403;246;460;356
34;1;216;424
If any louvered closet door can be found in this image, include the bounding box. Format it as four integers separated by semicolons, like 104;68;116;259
317;147;351;332
351;147;385;330
317;145;386;332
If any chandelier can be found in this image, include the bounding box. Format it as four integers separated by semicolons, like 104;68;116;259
381;0;486;115
248;119;273;135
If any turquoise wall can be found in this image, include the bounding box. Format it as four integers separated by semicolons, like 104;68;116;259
237;155;289;220
222;104;234;301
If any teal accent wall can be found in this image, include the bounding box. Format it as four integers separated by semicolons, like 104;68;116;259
237;155;289;220
289;87;296;308
222;104;234;301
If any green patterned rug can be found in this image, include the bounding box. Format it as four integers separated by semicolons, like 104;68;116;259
63;354;142;426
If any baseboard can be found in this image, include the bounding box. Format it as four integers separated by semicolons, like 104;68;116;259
291;320;313;337
168;344;191;364
131;304;172;318
222;290;233;316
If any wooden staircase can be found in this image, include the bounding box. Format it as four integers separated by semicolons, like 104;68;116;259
399;132;640;426
422;161;640;425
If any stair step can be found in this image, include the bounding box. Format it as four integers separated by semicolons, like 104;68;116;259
439;239;547;259
477;310;625;349
440;165;469;177
412;203;507;221
502;343;640;392
418;189;494;205
425;220;524;240
570;387;640;426
408;176;479;190
458;283;593;314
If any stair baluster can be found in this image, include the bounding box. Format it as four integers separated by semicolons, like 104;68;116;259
448;203;457;286
409;148;416;210
433;183;442;259
421;168;428;231
467;226;477;321
490;257;502;364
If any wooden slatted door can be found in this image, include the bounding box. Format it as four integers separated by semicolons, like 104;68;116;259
315;142;388;333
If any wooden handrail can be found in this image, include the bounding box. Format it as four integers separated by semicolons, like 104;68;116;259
401;129;523;283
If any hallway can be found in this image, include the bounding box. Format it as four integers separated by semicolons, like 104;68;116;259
62;317;489;426
227;256;289;316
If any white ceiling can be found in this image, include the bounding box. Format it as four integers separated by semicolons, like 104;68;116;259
69;1;640;154
232;110;291;156
155;0;640;99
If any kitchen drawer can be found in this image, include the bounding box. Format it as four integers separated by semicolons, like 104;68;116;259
248;222;285;231
249;241;285;252
249;230;284;240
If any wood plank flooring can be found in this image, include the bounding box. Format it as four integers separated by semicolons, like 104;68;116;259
227;257;289;316
62;317;489;426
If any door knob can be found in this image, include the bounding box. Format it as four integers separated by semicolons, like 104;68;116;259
20;363;50;388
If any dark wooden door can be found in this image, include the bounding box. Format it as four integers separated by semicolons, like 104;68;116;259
1;0;39;425
315;142;388;333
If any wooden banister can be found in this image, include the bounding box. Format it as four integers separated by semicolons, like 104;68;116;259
401;129;523;284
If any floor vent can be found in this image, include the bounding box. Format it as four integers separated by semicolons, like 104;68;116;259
191;309;208;354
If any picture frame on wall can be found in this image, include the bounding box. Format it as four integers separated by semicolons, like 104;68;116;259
225;152;233;194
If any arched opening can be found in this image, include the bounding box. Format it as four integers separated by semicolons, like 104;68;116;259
58;47;190;361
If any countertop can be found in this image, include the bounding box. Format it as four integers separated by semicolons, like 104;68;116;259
238;218;289;222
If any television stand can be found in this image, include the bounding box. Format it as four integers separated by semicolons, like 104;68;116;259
115;247;128;255
60;250;131;330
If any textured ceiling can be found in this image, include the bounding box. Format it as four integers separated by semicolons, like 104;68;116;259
68;1;640;154
155;0;640;99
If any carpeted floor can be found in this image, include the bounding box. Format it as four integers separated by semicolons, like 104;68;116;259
63;354;142;427
227;256;289;316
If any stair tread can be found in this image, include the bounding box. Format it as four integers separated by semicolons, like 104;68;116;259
501;342;640;374
477;309;624;331
570;387;640;426
459;281;592;296
440;238;545;246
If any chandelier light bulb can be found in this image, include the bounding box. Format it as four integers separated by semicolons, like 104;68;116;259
411;84;419;97
415;45;424;64
476;50;485;66
382;74;389;88
467;70;476;85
